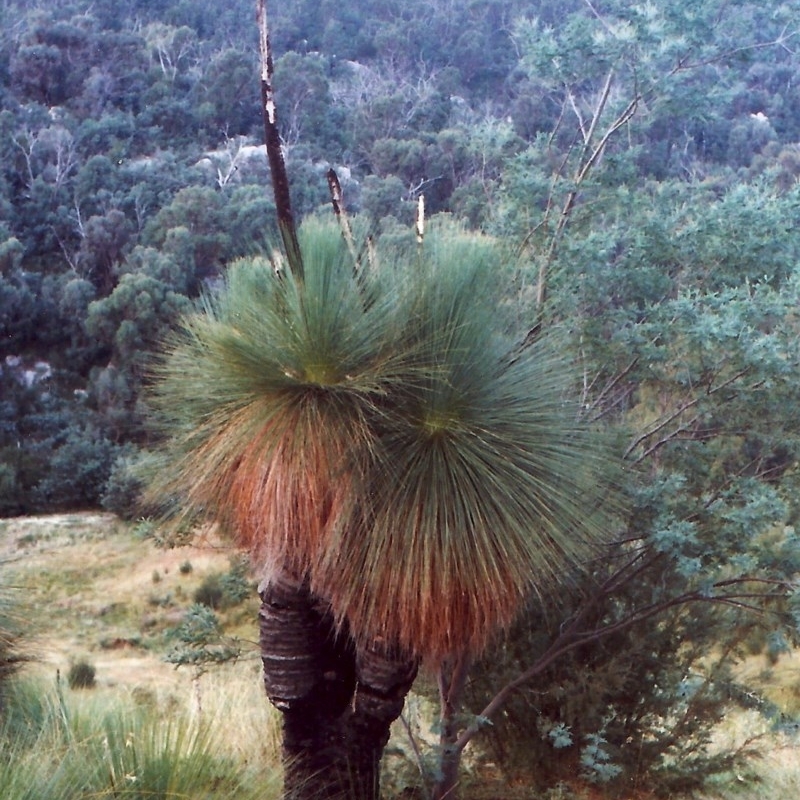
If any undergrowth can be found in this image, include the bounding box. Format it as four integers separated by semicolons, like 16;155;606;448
0;676;282;800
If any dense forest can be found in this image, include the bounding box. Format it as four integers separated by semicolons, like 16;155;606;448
4;0;800;794
2;0;800;515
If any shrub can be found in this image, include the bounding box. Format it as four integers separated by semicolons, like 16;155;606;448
465;579;776;796
33;425;119;511
193;575;224;610
218;557;252;606
133;518;158;539
193;559;252;611
165;605;243;669
67;660;96;689
179;561;193;575
101;449;147;520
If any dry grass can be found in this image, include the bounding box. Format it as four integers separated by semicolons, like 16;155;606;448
1;513;253;676
4;513;800;800
0;513;275;767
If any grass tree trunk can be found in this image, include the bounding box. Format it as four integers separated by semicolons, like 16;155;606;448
346;640;419;798
259;570;355;800
260;571;418;800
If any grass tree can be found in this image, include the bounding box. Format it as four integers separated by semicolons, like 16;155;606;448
147;215;619;799
145;5;618;798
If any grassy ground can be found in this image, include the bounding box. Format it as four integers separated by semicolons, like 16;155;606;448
0;513;281;793
2;513;800;799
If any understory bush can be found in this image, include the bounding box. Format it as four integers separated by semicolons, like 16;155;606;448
193;557;253;611
67;660;96;690
466;571;792;796
0;389;121;515
101;447;150;520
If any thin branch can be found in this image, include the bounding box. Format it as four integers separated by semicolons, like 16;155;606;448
453;579;791;756
670;32;799;75
399;711;430;796
585;358;639;411
580;69;615;158
566;88;587;142
589;386;635;423
581;0;617;36
631;414;701;465
623;368;749;460
536;93;639;308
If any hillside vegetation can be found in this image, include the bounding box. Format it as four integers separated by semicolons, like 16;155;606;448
3;0;800;797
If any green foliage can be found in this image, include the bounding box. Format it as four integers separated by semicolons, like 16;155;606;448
274;52;346;157
148;217;620;663
193;577;223;610
165;604;244;669
465;174;800;794
217;557;253;607
1;0;798;530
32;425;120;512
101;447;150;520
141;186;231;281
3;4;800;794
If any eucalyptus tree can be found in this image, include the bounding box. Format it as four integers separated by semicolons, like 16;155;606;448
499;0;800;307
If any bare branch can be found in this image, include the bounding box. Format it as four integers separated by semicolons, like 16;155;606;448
583;358;639;412
671;32;799;75
623;368;749;460
581;0;617;36
566;88;587;142
535;92;639;308
580;69;615;156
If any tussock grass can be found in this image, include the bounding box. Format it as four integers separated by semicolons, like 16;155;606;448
1;514;280;797
0;672;282;800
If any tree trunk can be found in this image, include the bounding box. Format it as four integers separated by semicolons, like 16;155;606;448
430;653;471;800
260;572;418;800
344;639;419;798
257;0;303;277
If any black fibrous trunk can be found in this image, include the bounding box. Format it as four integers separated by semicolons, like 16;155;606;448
260;572;418;800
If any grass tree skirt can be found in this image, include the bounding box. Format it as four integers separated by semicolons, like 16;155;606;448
259;570;418;800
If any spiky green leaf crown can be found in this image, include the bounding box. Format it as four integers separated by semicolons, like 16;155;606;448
149;219;619;662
